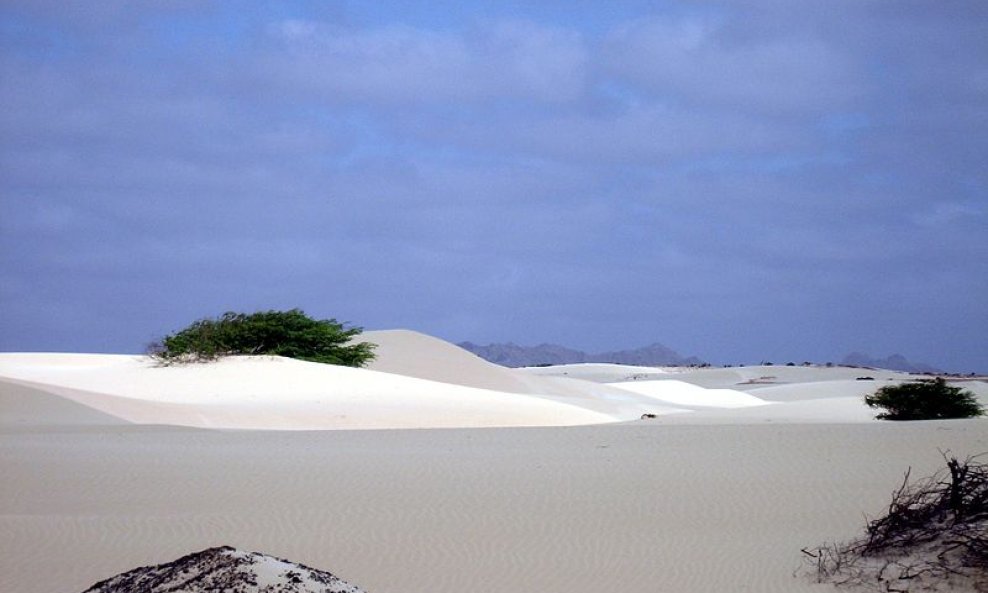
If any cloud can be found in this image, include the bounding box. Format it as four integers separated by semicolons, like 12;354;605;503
401;103;807;166
911;201;985;227
0;1;986;371
602;14;865;115
253;18;588;105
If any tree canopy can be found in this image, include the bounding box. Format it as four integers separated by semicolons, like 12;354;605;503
864;377;983;420
149;309;376;367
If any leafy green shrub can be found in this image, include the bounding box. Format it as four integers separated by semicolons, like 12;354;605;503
149;309;376;367
864;377;983;420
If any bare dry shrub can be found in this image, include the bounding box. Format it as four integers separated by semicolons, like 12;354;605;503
802;454;988;592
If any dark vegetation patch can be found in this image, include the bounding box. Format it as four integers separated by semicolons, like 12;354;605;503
803;455;988;592
149;309;375;367
865;378;983;421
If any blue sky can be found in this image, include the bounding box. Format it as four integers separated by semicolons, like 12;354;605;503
1;1;986;371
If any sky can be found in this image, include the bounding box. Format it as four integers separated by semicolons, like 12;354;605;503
1;1;986;372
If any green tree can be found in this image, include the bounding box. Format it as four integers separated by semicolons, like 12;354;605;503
149;309;376;367
864;377;983;420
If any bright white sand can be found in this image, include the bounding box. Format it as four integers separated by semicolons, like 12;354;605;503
2;336;987;593
519;362;675;383
608;379;771;408
361;330;692;418
0;353;622;429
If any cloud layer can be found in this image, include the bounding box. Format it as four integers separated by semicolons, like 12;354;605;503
1;1;986;371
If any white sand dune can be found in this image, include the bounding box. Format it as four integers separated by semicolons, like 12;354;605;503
3;417;987;593
0;380;129;427
608;379;771;409
652;364;912;390
0;353;624;430
748;378;900;402
362;330;689;418
642;395;880;424
2;339;923;432
519;362;674;383
360;329;537;393
2;333;987;593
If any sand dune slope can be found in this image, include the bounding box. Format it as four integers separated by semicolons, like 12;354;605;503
608;379;771;409
0;380;128;427
3;343;983;431
361;330;691;417
360;329;536;393
2;333;988;593
649;364;912;390
0;353;621;430
3;421;987;593
519;362;674;383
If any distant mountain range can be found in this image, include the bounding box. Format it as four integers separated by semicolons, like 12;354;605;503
457;341;705;368
841;352;943;374
457;341;945;374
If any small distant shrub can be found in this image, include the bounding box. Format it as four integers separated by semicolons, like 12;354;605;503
149;309;376;367
864;377;983;421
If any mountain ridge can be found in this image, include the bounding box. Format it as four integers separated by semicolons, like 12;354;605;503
456;341;949;374
841;352;943;374
457;341;705;368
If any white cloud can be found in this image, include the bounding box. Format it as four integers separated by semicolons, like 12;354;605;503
259;19;587;105
603;15;865;114
911;201;984;227
1;1;985;370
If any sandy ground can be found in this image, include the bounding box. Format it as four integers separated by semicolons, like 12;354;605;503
2;332;987;593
